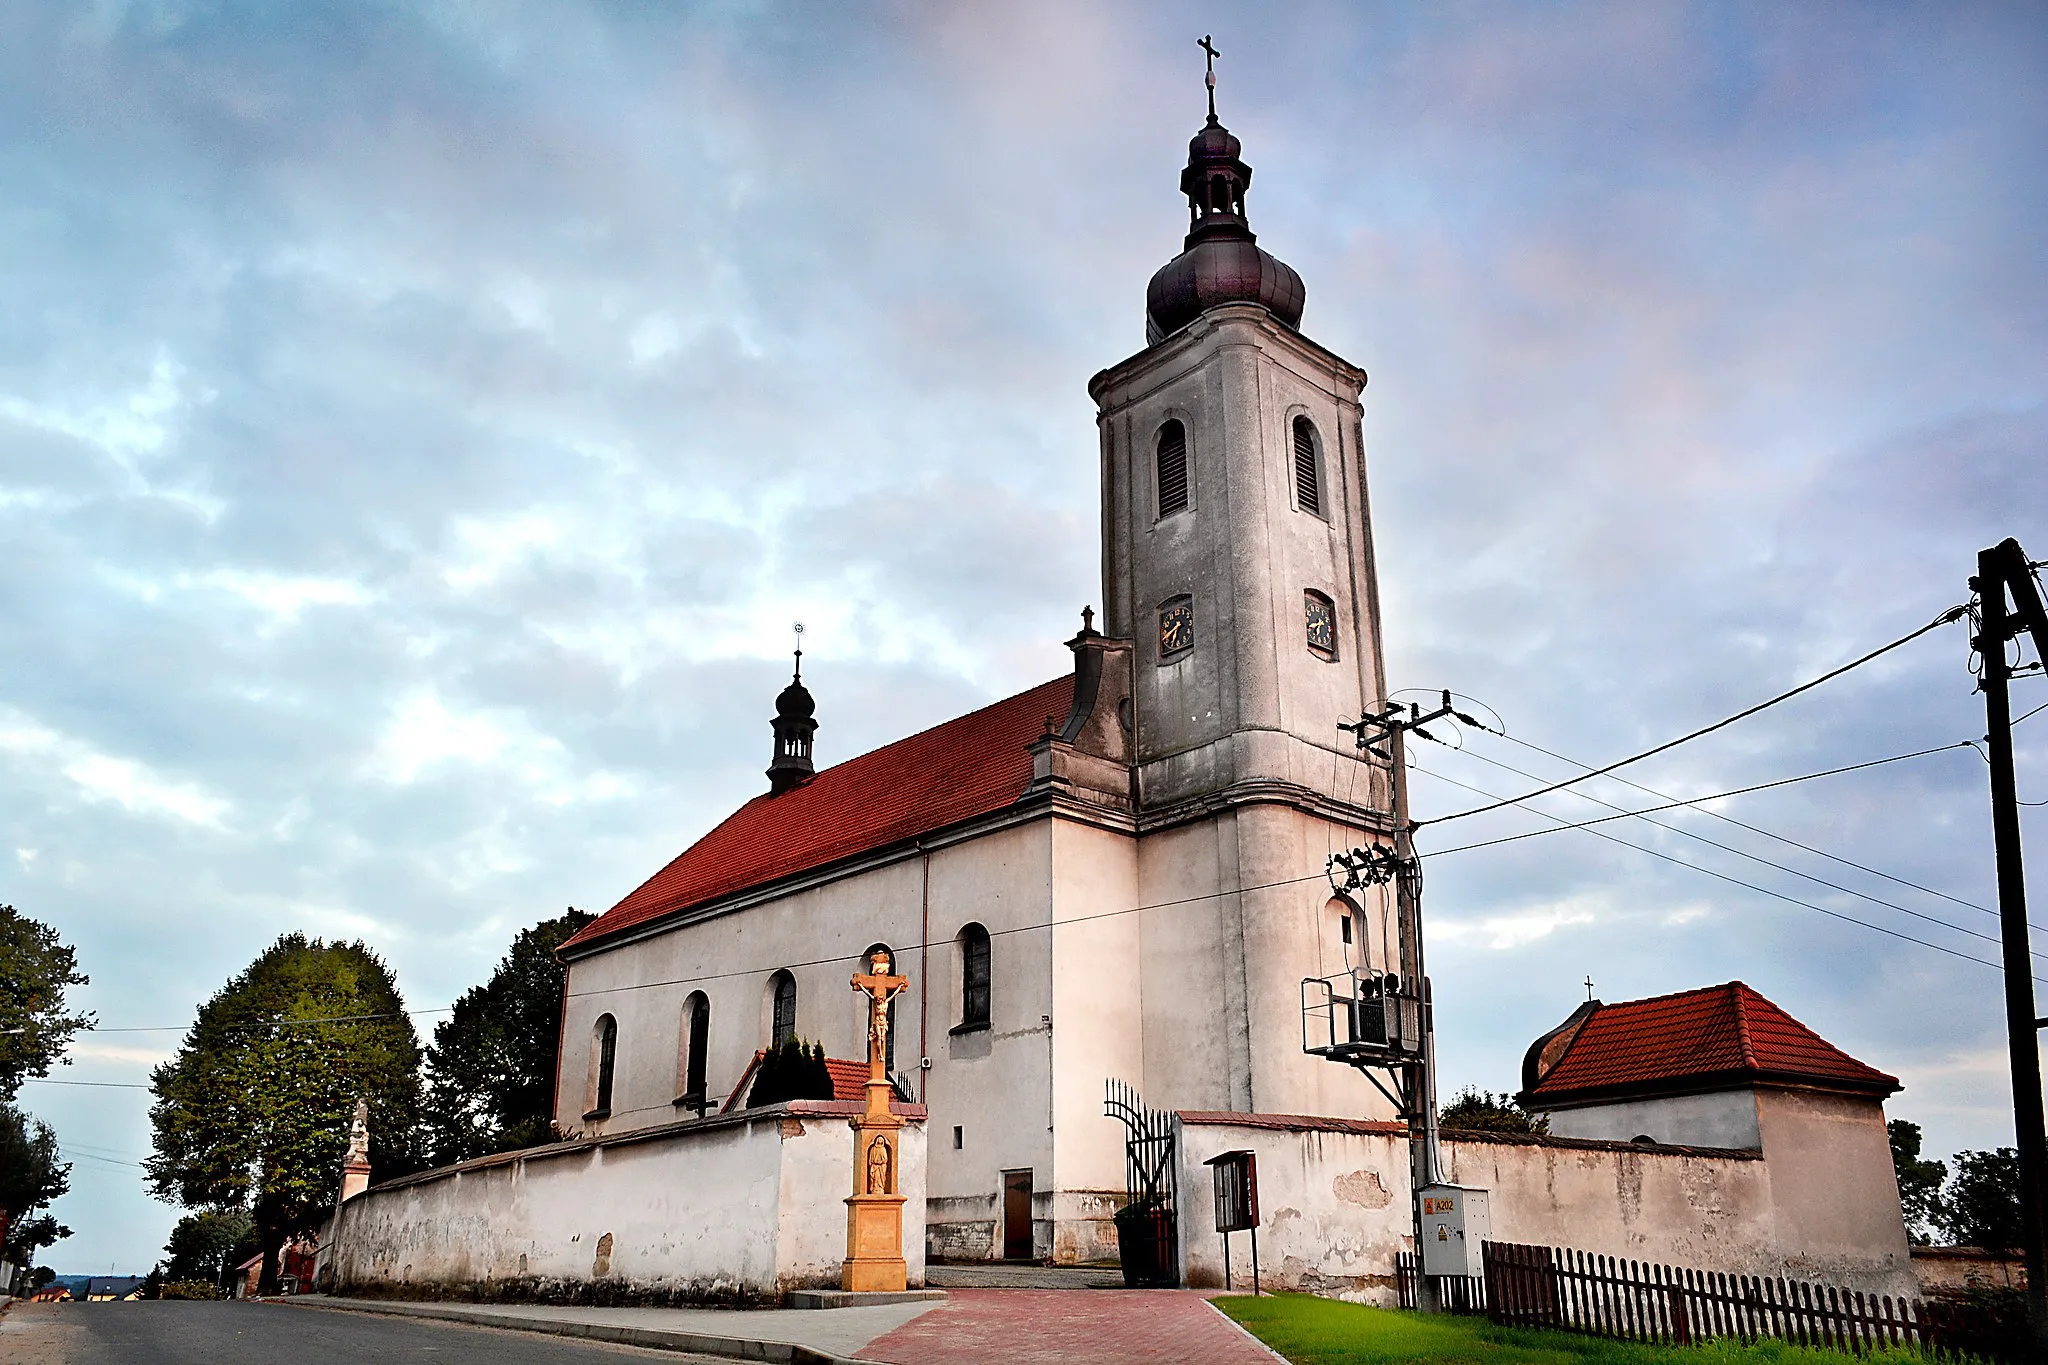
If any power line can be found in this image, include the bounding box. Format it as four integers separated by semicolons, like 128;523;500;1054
1420;746;2038;959
1424;742;1971;856
21;1078;151;1090
1486;729;2020;929
1419;604;1970;827
90;1008;453;1035
1410;762;2036;981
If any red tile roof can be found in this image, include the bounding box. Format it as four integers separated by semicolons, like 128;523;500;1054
1524;981;1898;1102
563;676;1073;954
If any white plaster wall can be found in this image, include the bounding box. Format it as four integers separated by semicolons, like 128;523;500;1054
1047;816;1143;1263
1171;1118;1916;1301
558;821;1052;1267
1543;1089;1763;1150
326;1103;925;1300
1175;1118;1413;1304
1751;1088;1912;1293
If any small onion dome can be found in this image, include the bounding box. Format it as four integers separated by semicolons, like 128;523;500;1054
1144;114;1305;345
775;674;815;721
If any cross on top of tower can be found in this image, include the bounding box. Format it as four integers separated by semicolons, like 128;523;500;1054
1199;35;1221;122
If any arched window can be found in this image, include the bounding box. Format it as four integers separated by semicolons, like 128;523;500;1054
863;944;898;1073
959;924;991;1029
1156;420;1189;519
1292;416;1324;517
678;992;710;1112
589;1014;618;1119
769;970;798;1049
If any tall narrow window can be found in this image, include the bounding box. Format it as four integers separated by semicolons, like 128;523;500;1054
864;945;898;1072
589;1014;617;1118
679;992;709;1111
770;971;797;1048
1293;416;1323;517
960;924;992;1029
1156;420;1189;519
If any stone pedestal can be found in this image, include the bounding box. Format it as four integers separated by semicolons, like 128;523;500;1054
842;1189;909;1291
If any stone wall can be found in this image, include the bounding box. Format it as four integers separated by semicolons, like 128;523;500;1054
321;1100;925;1303
1173;1110;1916;1304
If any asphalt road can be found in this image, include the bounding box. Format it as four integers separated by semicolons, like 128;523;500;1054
3;1300;729;1364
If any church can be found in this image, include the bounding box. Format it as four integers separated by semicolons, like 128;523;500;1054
322;80;1918;1305
548;94;1403;1264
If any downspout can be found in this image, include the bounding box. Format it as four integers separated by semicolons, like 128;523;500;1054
918;841;931;1106
550;941;571;1136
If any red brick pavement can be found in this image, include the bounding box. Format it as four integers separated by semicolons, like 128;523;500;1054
855;1289;1282;1365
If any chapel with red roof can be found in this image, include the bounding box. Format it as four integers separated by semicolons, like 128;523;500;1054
548;90;1408;1264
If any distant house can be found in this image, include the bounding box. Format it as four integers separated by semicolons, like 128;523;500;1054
29;1283;71;1302
84;1276;147;1301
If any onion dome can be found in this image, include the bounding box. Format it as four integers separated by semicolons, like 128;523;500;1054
1144;112;1305;345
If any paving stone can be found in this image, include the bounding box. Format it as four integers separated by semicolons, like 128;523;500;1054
855;1289;1282;1365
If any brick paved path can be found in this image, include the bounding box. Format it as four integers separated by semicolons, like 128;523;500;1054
856;1289;1281;1365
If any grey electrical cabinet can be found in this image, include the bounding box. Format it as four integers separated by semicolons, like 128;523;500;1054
1417;1184;1491;1279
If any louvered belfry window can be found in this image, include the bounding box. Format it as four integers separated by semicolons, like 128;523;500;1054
1293;416;1322;516
1156;420;1189;518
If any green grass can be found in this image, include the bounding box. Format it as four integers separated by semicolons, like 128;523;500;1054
1213;1293;1938;1365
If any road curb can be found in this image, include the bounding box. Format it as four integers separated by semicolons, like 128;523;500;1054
279;1296;867;1364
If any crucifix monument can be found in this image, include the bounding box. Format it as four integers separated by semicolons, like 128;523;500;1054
844;949;911;1292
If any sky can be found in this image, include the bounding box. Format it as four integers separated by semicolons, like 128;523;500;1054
3;0;2044;1273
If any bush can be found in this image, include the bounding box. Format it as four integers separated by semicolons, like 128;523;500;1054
1923;1282;2029;1364
158;1279;225;1300
747;1038;834;1107
1438;1088;1548;1135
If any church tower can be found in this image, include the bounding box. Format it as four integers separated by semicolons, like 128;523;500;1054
1089;76;1402;1121
1088;104;1392;826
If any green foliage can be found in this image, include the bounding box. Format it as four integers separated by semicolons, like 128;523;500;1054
1216;1292;1943;1364
1439;1087;1550;1135
420;909;593;1166
161;1208;257;1285
1935;1147;2023;1253
157;1278;225;1300
0;905;94;1102
27;1265;56;1292
1922;1281;2030;1364
145;933;422;1290
0;1103;71;1261
1886;1120;1946;1244
747;1037;834;1108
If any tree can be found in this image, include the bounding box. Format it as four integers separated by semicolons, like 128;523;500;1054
1937;1148;2024;1253
419;908;593;1165
1439;1087;1550;1135
160;1209;257;1288
1888;1119;1947;1244
747;1038;834;1108
145;934;422;1294
0;905;94;1102
0;1104;71;1266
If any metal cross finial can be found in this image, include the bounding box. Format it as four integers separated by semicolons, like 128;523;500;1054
1585;975;1595;1001
1199;35;1221;120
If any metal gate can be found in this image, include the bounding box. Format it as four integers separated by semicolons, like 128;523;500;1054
1103;1078;1178;1287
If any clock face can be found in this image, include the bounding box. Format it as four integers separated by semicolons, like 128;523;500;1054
1158;600;1194;658
1305;592;1336;655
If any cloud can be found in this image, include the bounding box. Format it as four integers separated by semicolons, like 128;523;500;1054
2;0;2042;1272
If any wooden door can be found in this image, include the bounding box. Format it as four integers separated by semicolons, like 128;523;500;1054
1002;1170;1033;1260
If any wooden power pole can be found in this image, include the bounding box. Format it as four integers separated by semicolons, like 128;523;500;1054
1971;536;2048;1349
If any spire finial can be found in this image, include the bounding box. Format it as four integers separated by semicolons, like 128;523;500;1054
1199;35;1221;122
1585;975;1596;1001
792;621;804;680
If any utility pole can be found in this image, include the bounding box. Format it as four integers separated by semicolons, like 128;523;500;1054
1324;690;1479;1311
1970;537;2048;1349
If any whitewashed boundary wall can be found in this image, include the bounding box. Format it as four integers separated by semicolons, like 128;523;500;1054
322;1101;925;1303
1172;1113;1915;1305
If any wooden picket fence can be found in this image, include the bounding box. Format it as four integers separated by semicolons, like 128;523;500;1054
1483;1240;1937;1353
1394;1251;1487;1314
